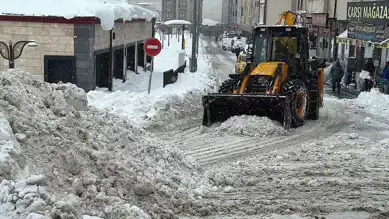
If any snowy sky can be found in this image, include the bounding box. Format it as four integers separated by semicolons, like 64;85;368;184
202;0;222;22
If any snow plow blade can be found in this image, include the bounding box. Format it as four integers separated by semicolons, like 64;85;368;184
202;94;287;126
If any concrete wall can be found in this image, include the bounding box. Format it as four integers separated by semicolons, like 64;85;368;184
265;0;292;25
0;21;74;80
74;24;95;91
94;21;152;51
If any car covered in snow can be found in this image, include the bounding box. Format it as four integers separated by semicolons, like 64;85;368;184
231;37;247;53
222;32;239;51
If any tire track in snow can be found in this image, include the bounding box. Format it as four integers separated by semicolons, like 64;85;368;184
156;38;357;167
164;101;353;167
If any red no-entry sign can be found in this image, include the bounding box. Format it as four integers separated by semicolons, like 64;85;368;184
144;37;162;57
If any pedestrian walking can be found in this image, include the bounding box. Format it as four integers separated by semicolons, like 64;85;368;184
364;58;375;92
381;61;389;94
330;60;344;96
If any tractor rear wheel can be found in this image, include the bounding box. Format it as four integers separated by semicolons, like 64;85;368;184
284;80;309;127
307;79;320;120
218;79;238;94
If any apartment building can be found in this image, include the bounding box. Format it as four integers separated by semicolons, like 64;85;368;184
223;0;238;29
237;0;254;36
161;0;203;22
221;0;230;25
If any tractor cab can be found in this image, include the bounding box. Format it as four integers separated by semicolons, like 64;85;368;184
249;26;309;79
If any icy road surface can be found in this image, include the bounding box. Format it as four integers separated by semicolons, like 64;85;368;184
154;37;389;218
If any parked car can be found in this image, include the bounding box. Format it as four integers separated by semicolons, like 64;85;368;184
222;32;239;51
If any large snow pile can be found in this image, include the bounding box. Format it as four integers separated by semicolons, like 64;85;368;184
216;115;287;137
353;89;389;115
205;131;389;217
0;0;158;30
0;69;216;219
88;35;217;132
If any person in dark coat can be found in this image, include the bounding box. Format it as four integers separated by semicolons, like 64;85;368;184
235;47;241;59
310;56;319;71
330;60;344;95
364;58;375;92
381;61;389;94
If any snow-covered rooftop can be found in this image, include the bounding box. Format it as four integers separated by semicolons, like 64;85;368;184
202;18;219;26
0;0;159;30
164;20;192;25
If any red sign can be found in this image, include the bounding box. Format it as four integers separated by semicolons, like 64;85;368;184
312;13;328;27
144;37;162;57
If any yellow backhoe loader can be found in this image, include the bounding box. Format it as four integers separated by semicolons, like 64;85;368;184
202;11;325;129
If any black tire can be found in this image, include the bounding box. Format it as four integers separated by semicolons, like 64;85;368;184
282;104;292;130
307;79;320;120
284;80;309;127
222;46;226;51
218;79;238;94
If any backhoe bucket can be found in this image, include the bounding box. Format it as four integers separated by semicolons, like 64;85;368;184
202;93;287;126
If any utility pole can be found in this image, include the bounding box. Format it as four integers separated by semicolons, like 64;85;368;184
190;0;198;72
332;0;338;60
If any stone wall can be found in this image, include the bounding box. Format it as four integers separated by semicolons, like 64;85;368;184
0;21;74;81
74;24;95;91
94;21;153;51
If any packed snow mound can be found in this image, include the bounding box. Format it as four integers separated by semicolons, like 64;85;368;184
0;69;215;218
1;0;158;30
216;115;287;137
0;112;24;181
354;89;389;114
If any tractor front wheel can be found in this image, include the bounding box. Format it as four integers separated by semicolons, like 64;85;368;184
218;79;239;94
284;80;309;127
307;79;320;120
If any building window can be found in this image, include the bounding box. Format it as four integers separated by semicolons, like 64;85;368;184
166;12;172;18
179;1;187;8
179;12;186;19
166;0;171;6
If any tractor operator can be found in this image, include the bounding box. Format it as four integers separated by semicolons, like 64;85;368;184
273;40;292;63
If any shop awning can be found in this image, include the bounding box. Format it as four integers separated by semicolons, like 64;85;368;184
380;38;389;45
337;30;348;38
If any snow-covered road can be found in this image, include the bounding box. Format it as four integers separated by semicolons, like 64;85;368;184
2;34;389;219
154;36;389;218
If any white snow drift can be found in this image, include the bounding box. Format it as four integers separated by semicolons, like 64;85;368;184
0;69;217;219
216;115;287;137
0;0;158;30
88;34;217;131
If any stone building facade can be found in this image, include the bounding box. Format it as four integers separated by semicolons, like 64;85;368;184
0;16;152;91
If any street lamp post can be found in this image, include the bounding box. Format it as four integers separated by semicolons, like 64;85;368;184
0;40;37;68
190;0;198;72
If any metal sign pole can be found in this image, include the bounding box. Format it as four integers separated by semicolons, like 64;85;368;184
148;57;154;94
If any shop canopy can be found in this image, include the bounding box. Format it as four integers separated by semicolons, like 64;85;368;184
337;30;348;38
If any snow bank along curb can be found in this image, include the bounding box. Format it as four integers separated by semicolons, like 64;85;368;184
88;38;217;132
0;69;217;218
325;88;389;117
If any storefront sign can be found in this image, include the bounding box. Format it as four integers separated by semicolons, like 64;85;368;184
347;1;389;25
312;13;328;27
347;22;385;42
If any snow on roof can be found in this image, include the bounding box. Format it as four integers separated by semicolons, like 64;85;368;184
163;20;191;25
202;18;219;26
0;0;159;30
